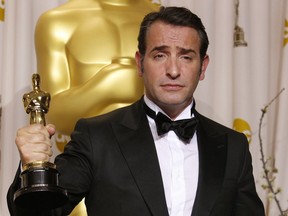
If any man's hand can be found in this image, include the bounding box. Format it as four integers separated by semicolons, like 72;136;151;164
15;124;56;167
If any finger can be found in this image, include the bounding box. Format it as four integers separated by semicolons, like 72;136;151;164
16;132;52;150
16;124;51;147
20;143;53;164
15;124;53;164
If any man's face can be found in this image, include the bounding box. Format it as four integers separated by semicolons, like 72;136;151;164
136;21;209;116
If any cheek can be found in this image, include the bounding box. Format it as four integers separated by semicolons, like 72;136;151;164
188;64;203;79
183;72;201;91
142;63;159;80
143;72;155;86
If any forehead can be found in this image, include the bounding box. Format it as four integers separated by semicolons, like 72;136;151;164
146;21;201;50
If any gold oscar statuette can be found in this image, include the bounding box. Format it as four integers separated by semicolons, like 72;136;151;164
14;73;68;210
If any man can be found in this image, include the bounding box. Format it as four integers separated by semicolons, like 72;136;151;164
7;6;265;216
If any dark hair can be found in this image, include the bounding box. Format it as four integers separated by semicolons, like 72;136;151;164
137;6;209;60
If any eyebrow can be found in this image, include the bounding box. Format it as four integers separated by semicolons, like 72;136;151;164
150;45;169;53
150;45;197;55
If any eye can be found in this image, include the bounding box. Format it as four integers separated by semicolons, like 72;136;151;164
180;55;193;62
154;53;165;59
153;53;167;61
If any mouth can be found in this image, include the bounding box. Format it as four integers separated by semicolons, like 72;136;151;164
161;84;184;91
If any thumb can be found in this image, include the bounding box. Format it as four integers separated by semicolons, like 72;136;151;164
46;124;56;137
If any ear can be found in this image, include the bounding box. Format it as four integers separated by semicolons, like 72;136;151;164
199;55;209;81
135;51;143;77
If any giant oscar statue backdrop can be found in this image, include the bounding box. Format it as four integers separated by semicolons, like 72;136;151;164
34;0;159;215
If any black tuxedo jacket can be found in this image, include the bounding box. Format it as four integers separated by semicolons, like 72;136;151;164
7;98;265;216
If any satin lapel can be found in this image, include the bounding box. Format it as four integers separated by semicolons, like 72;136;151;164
192;113;228;216
112;100;169;216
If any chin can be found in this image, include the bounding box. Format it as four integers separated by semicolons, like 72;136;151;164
159;98;185;106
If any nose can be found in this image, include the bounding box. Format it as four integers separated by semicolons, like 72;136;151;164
166;58;180;79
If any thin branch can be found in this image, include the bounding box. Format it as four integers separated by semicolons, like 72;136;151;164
258;88;286;216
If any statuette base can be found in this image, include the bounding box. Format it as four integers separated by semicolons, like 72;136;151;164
14;165;68;210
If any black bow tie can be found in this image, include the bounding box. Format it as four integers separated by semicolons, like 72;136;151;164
144;102;198;142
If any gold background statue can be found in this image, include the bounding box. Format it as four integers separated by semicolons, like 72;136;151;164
35;0;159;135
34;0;158;215
0;0;4;22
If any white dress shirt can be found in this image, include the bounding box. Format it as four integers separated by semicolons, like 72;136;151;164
144;96;199;216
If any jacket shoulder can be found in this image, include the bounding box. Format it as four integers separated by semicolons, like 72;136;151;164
195;110;247;139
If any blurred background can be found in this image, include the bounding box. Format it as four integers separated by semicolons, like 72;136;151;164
1;0;287;215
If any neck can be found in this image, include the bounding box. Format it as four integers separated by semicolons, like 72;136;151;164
161;106;188;120
144;96;193;120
